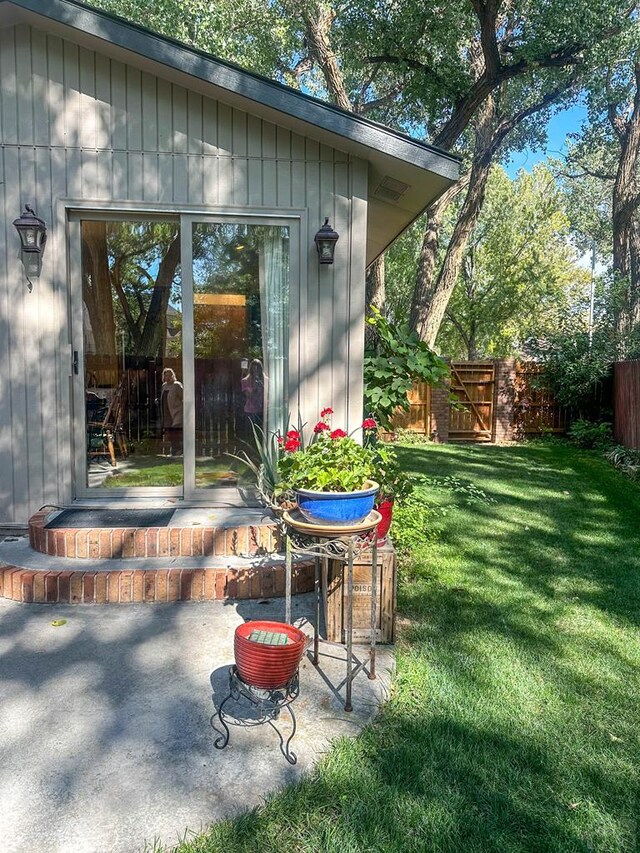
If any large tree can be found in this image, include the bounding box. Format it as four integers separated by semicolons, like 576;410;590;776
563;32;640;343
94;0;638;349
436;164;590;359
277;0;636;343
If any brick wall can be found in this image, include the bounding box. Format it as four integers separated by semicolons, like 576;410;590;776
493;359;517;443
429;375;450;443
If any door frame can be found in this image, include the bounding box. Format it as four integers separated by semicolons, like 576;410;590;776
67;202;303;504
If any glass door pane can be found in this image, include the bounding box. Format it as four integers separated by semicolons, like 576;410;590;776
190;222;289;491
80;218;183;491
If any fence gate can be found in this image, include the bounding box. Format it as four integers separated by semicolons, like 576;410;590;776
449;361;495;442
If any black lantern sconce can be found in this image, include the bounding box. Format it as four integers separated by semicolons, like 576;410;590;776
314;218;339;264
13;204;47;291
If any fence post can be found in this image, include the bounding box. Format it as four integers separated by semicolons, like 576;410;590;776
430;369;451;444
493;359;516;443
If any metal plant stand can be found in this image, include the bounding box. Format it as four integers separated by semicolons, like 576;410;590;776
282;509;381;713
211;665;300;764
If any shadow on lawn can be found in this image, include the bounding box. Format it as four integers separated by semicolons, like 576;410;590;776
397;442;640;627
192;443;639;853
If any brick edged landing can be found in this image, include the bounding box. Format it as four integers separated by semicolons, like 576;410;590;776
0;508;313;605
28;509;280;559
0;560;314;605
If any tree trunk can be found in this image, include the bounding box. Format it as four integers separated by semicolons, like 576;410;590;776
628;212;640;330
412;97;495;347
365;255;385;349
467;318;478;360
82;221;116;356
300;4;352;112
137;233;181;356
408;180;468;335
611;60;640;338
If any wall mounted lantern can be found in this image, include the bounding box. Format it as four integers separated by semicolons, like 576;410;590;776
13;204;47;291
314;218;339;264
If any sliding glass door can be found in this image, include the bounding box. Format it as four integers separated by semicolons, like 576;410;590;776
72;211;294;503
181;218;291;499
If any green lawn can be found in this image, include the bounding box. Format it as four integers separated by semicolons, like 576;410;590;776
172;442;640;853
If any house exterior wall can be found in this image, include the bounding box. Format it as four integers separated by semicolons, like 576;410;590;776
0;23;368;525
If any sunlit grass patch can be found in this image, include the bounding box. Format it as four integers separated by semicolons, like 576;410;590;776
166;442;640;853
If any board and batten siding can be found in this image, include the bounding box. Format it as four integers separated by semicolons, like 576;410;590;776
0;23;368;525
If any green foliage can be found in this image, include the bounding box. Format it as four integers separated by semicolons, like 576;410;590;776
394;429;433;445
277;435;374;493
526;324;616;414
228;422;283;504
364;308;449;430
604;444;640;478
567;418;613;449
392;473;496;559
368;442;413;504
92;0;295;77
436;164;590;359
391;489;449;557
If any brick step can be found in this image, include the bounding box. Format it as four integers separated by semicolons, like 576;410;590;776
28;509;280;560
0;560;313;605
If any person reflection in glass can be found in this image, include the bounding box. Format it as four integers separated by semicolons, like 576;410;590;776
241;358;264;431
160;368;183;456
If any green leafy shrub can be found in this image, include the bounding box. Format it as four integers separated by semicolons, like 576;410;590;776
364;307;449;430
604;444;640;478
369;442;413;503
394;429;433;445
567;418;613;449
391;489;449;556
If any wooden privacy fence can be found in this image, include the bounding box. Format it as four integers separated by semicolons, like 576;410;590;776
614;360;640;449
512;363;569;436
391;359;568;443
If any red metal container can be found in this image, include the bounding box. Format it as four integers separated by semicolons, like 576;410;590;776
234;620;308;689
375;499;394;544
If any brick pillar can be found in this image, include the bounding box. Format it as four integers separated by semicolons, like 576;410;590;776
493;359;517;443
430;374;450;443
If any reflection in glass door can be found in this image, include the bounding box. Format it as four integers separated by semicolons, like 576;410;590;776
189;222;290;491
80;218;183;490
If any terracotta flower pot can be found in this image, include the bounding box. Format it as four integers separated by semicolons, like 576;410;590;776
234;620;308;689
375;498;394;544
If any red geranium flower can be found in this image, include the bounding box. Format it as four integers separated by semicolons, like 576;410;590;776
276;435;284;446
284;437;300;452
320;407;333;418
286;430;300;439
330;429;347;440
362;418;377;430
313;421;330;433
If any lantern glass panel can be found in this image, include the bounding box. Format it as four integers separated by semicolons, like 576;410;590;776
23;227;38;248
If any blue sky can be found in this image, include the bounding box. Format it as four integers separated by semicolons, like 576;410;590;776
505;101;588;177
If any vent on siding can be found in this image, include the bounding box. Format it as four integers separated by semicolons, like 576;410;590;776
374;176;411;202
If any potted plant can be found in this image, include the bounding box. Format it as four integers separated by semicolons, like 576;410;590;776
234;620;309;689
368;441;413;543
276;408;379;526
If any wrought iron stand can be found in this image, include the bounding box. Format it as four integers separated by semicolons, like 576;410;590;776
211;665;300;764
282;510;380;712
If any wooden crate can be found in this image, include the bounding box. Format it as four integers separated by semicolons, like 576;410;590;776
324;541;396;644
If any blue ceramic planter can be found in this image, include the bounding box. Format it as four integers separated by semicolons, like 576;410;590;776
295;481;379;526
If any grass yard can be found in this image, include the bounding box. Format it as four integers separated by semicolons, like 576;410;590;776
172;442;640;853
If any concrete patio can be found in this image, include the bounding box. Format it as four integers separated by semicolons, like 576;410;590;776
0;582;394;853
